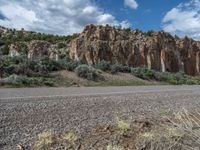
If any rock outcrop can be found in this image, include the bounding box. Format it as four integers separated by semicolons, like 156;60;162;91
70;24;200;75
9;44;21;57
7;41;69;61
0;26;71;60
27;41;69;60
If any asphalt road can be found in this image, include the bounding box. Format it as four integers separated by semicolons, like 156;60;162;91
1;85;200;101
1;85;200;149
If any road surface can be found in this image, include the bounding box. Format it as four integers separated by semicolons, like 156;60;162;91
0;85;200;149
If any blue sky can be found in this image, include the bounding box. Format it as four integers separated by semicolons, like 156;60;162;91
95;0;186;31
0;0;200;39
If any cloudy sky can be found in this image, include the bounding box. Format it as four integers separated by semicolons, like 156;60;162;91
0;0;200;39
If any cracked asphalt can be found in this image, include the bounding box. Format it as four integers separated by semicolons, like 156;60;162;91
0;85;200;149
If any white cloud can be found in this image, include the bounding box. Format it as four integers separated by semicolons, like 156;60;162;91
162;0;200;40
124;0;138;10
0;0;130;35
0;3;39;29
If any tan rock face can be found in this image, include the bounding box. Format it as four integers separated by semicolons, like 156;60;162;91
70;25;200;75
28;41;51;59
9;44;20;57
8;41;69;61
27;41;70;60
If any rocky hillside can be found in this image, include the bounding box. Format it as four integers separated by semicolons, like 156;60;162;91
70;24;200;75
1;25;200;76
0;26;78;60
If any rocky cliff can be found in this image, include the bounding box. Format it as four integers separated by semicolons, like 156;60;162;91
70;24;200;75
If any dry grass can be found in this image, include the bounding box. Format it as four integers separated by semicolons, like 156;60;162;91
62;132;78;144
117;120;130;131
32;109;200;150
107;144;124;150
35;131;55;150
135;109;200;150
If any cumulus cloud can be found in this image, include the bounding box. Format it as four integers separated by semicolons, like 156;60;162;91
0;0;130;35
162;0;200;40
124;0;138;10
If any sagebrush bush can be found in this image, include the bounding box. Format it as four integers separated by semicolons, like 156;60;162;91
3;74;25;86
0;56;75;77
130;67;200;85
111;64;122;74
165;73;177;85
110;64;131;74
96;60;111;71
131;67;154;80
1;74;55;87
75;65;101;81
153;72;167;81
65;61;82;71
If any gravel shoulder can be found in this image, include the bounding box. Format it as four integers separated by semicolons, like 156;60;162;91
0;86;200;149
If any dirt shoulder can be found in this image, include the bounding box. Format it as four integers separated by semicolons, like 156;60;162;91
53;70;163;87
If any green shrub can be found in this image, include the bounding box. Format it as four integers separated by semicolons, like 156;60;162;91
38;57;64;71
185;78;200;85
121;66;131;73
1;75;55;87
131;67;154;80
57;43;67;49
110;64;131;74
165;73;177;85
2;74;29;86
0;56;68;76
153;72;168;81
3;74;23;85
144;30;154;36
65;61;82;71
111;64;122;74
96;60;111;71
0;44;9;55
75;65;101;81
124;28;132;33
43;80;55;86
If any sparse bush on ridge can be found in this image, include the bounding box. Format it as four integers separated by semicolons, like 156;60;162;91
144;30;154;36
0;28;79;45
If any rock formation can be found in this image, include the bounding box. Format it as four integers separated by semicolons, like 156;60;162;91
0;26;71;60
27;41;69;60
70;24;200;75
6;41;69;61
9;44;21;57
